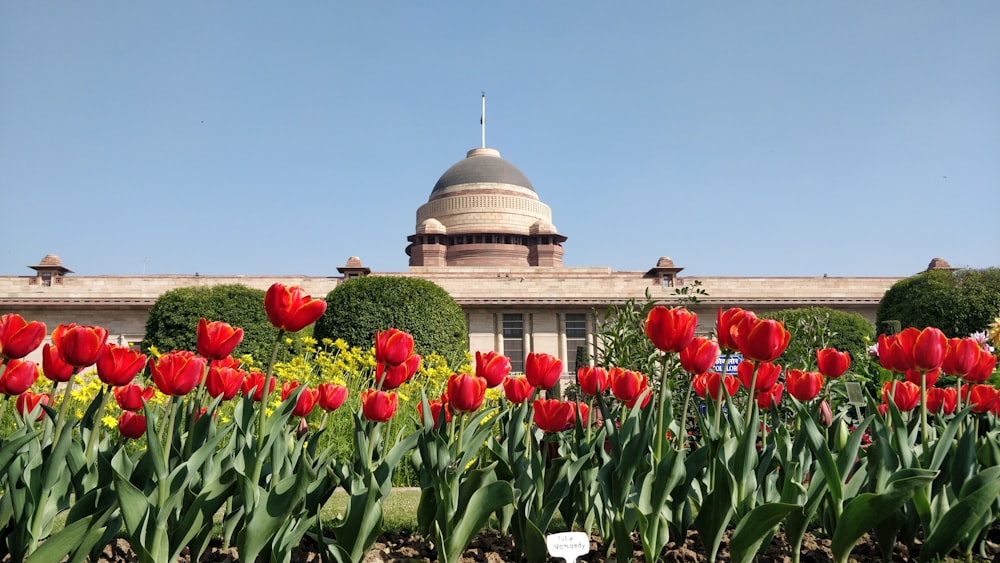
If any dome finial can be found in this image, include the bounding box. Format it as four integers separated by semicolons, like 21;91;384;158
480;92;487;149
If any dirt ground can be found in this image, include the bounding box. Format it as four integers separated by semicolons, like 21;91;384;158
88;526;1000;562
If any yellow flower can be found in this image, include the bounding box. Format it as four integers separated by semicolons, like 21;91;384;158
102;415;119;429
988;316;1000;348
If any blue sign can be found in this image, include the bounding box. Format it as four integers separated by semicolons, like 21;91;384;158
713;353;742;375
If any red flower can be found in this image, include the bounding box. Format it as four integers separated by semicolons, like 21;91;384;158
925;387;957;415
912;327;947;372
446;373;487;413
608;367;647;403
242;371;277;401
644;306;697;353
206;366;244;400
964;351;997;384
16;391;50;418
877;329;918;373
679;337;720;375
376;354;421;390
786;369;824;401
577;366;609;396
533;399;576;433
475;351;512;388
317;383;348;412
211;356;242;370
0;314;46;360
0;359;40;395
757;383;784;410
118;411;147;439
904;368;940;388
716;308;751;353
734;318;790;363
816;348;851;379
525;352;563;391
114;383;155;411
694;372;739;401
418;395;451;426
281;382;319;417
625;385;652;409
882;380;921;412
966;384;997;414
737;360;782;393
502;376;534;403
150;351;206;396
361;389;398;422
41;343;75;383
197;318;244;361
52;324;109;367
942;338;981;378
374;329;415;367
96;344;147;387
264;283;327;333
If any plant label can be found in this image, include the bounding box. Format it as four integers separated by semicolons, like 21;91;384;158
546;531;589;562
845;381;865;405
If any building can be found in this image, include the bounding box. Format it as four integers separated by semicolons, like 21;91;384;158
0;145;928;376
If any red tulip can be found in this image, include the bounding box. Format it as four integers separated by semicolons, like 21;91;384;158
925;387;957;415
716;308;751;353
966;384;997;414
786;369;824;401
679;337;720;375
964;351;997;384
447;373;487;413
734;318;790;363
0;359;40;395
317;383;348;412
41;343;75;383
264;283;327;333
694;372;740;401
118;411;147;439
418;395;451;425
52;324;109;367
211;356;242;370
374;329;415;367
816;348;850;379
376;354;421;390
644;306;697;353
942;337;981;378
475;351;512;388
912;327;947;372
16;391;50;418
241;371;277;401
0;314;46;360
882;380;921;412
502;376;534;403
525;352;563;391
197;318;244;361
757;383;784;410
150;351;206;396
114;383;155;411
577;366;609;396
737;360;782;393
206;365;244;400
877;329;918;373
281;382;318;417
904;368;940;388
625;384;652;409
533;399;576;433
576;401;591;425
608;367;647;403
96;344;146;386
361;389;398;422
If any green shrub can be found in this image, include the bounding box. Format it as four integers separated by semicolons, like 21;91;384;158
141;284;283;361
876;268;1000;338
761;307;875;371
314;276;468;369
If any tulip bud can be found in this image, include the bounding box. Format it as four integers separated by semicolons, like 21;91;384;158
818;399;833;427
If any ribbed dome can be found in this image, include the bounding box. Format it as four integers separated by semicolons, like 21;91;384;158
431;148;534;195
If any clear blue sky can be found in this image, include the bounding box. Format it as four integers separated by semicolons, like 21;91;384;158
2;2;998;278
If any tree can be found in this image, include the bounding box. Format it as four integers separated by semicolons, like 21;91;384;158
142;284;278;361
761;307;875;370
313;276;468;369
876;268;1000;338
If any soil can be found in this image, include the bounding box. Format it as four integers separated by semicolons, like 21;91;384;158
87;527;1000;562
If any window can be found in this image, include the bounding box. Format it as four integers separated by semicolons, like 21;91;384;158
565;313;588;373
502;314;525;373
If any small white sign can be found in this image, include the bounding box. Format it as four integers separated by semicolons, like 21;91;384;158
845;381;865;405
546;531;590;562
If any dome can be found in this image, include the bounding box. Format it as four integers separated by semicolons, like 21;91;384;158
417;218;447;234
431;148;534;195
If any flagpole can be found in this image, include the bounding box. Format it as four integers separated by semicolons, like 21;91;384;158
481;91;486;148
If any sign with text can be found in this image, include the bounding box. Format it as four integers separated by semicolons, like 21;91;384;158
713;353;743;375
546;531;589;562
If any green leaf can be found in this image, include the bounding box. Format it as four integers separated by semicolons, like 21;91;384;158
444;480;514;563
830;468;936;563
692;466;735;561
729;502;801;563
920;465;1000;562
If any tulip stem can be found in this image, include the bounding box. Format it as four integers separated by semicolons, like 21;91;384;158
677;377;694;451
85;387;110;465
920;371;929;448
255;329;285;458
52;370;78;446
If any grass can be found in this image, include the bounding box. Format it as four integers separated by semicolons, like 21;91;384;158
321;488;422;532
